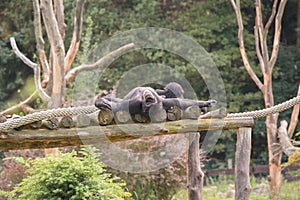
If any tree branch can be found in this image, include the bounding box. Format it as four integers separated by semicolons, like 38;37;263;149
0;91;38;115
230;0;264;92
288;83;300;137
264;0;279;37
33;0;50;86
53;0;66;40
10;37;50;101
64;0;86;73
255;0;269;72
269;0;287;70
278;120;300;156
65;43;135;85
254;26;265;73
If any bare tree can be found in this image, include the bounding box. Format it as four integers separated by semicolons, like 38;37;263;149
5;0;134;154
230;0;299;196
4;0;134;112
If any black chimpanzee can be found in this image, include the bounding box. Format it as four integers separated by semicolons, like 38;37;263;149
95;83;216;118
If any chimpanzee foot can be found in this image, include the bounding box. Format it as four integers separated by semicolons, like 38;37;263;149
95;97;112;110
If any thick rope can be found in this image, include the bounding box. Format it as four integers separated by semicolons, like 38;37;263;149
0;105;98;132
0;96;299;132
227;96;300;118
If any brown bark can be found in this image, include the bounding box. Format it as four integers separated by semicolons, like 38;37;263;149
41;0;66;108
33;0;50;85
187;132;203;200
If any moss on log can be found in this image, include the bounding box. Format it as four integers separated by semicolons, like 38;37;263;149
0;117;253;150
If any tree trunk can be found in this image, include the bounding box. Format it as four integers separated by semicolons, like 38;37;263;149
263;75;281;196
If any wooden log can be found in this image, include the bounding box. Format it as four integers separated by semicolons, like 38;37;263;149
184;106;201;119
235;127;252;200
98;108;114;126
42;118;59;130
198;108;227;119
115;110;131;124
0;118;254;150
149;104;167;122
133;114;149;123
73;114;90;127
59;116;74;128
167;106;182;121
188;132;203;200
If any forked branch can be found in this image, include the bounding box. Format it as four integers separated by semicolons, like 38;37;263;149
230;0;264;92
65;0;86;73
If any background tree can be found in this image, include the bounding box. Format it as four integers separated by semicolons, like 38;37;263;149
230;0;299;196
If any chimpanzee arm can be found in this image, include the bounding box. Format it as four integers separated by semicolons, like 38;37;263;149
95;97;143;115
162;98;216;110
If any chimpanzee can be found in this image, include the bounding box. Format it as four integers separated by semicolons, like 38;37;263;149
95;83;216;118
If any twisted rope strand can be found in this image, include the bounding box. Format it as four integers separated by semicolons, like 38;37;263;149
227;96;300;118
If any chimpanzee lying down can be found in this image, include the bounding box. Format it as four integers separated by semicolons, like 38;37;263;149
94;82;216;124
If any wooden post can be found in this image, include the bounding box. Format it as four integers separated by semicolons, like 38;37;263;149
188;132;203;200
235;127;252;200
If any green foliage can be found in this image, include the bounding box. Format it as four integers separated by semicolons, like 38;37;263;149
3;147;131;200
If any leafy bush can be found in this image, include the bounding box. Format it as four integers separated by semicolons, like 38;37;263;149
2;147;131;200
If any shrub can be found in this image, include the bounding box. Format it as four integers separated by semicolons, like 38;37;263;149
3;147;131;200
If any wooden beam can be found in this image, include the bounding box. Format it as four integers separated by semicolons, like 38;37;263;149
187;132;203;200
235;127;252;200
0;117;253;150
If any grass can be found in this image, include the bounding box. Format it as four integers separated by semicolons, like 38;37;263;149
172;177;300;200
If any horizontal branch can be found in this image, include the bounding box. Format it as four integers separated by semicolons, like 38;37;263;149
0;117;254;150
65;43;135;84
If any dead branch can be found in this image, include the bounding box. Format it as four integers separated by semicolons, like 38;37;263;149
278;120;300;156
264;0;279;38
64;0;86;73
255;0;269;65
230;0;264;92
33;0;50;86
269;0;288;70
65;43;135;85
254;26;265;73
288;83;300;137
0;91;38;115
10;37;50;101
